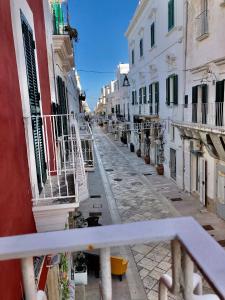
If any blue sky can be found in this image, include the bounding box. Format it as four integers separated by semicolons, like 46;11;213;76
69;0;139;111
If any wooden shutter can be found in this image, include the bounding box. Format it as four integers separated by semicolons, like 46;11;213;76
155;82;159;114
216;80;224;103
21;14;47;191
143;87;147;104
151;23;155;47
139;88;142;104
132;91;135;105
149;84;153;114
202;84;208;103
166;77;170;105
168;0;175;31
173;75;178;105
192;86;198;103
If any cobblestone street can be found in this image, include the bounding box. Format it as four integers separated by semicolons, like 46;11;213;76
93;126;225;300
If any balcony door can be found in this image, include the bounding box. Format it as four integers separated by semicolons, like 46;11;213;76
21;14;47;192
192;85;208;124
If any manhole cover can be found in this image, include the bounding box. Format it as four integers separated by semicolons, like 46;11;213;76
90;195;101;199
170;198;183;202
217;240;225;247
114;178;122;182
202;224;214;231
143;173;153;176
106;169;114;172
93;204;102;209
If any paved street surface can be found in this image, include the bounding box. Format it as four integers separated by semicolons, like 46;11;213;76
81;126;225;300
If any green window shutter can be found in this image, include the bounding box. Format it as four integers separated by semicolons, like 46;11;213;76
151;22;155;47
173;75;178;105
21;14;47;191
140;39;143;57
139;88;142;104
155;82;159;114
132;91;134;105
166;77;170;105
202;84;208;104
132;50;135;65
135;91;137;104
168;0;175;31
143;87;147;104
216;81;224;103
149;84;153;104
192;86;198;104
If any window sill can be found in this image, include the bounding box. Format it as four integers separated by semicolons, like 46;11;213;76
196;33;209;41
149;45;157;52
166;26;177;37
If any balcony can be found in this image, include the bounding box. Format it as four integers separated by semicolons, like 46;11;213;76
196;10;209;40
31;114;88;232
0;217;224;299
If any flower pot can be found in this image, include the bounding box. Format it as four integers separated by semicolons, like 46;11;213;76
156;164;164;175
136;149;141;157
144;155;150;164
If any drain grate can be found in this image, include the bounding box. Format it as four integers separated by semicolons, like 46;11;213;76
217;240;225;247
170;197;183;202
90;195;101;199
143;173;153;176
105;169;114;172
202;224;214;231
93;204;102;209
114;178;122;182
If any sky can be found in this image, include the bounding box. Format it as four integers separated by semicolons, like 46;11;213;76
69;0;139;111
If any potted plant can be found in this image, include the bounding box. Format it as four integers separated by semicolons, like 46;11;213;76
155;131;165;175
74;252;88;285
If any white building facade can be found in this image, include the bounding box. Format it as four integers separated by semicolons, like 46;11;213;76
126;0;186;188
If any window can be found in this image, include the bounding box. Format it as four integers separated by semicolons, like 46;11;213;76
168;0;175;31
151;22;155;47
131;49;135;65
143;87;147;104
166;75;178;105
139;88;143;104
140;38;143;57
149;82;159;114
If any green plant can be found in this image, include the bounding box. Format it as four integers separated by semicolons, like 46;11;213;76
60;253;70;300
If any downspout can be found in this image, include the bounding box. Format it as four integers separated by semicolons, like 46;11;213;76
182;0;189;190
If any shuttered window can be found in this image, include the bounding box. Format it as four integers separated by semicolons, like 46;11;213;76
132;49;135;65
168;0;175;31
173;75;178;105
21;13;47;192
135;91;137;104
139;88;143;104
166;75;178;105
192;86;198;103
166;78;170;105
143;87;147;104
155;82;159;114
216;80;224;103
132;91;135;105
140;39;143;57
151;22;155;47
149;84;153;115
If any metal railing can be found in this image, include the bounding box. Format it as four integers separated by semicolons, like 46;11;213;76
30;114;87;206
190;102;224;126
79;123;95;170
0;217;223;299
196;10;209;39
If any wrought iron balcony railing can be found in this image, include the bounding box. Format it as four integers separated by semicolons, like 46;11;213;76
0;217;223;299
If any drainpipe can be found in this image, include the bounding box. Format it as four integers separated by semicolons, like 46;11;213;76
182;0;189;190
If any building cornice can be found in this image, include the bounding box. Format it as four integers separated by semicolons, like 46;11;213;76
125;0;149;38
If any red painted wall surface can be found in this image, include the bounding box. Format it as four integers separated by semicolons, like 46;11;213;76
0;1;53;298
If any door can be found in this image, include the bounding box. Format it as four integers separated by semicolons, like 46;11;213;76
21;14;47;192
199;158;207;206
170;148;176;180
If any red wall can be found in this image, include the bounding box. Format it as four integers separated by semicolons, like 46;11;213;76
0;1;52;298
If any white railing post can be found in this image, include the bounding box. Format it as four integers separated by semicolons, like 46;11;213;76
21;257;36;300
171;239;181;295
182;250;194;300
100;247;112;300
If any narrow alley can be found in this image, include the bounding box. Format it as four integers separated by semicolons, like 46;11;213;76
87;125;225;300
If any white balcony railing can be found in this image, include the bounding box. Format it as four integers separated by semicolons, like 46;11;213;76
30;114;88;206
0;217;223;299
79;122;95;170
